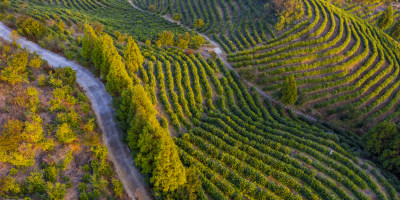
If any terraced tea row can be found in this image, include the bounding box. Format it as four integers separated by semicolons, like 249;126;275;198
12;0;187;41
137;45;400;199
131;0;277;53
228;0;400;130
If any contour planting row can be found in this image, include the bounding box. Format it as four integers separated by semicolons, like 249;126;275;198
228;0;400;128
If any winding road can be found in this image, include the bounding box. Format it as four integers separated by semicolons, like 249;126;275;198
0;22;151;200
127;0;316;122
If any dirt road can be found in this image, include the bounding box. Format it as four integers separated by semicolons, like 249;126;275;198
0;22;152;200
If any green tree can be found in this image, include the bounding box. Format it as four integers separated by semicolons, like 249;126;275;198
26;171;46;194
46;182;66;200
189;35;205;49
23;114;44;143
0;176;20;195
112;178;123;198
173;13;180;22
158;31;174;46
149;4;156;13
364;121;400;173
194;19;205;29
151;133;186;193
44;165;58;182
281;75;297;105
16;16;48;40
0;0;10;11
81;24;97;60
124;36;144;75
55;123;76;144
378;5;394;30
92;34;118;78
390;19;400;40
106;55;133;96
0;51;29;85
125;84;186;192
170;167;202;200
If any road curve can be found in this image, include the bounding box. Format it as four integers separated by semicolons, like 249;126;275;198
126;0;316;122
0;22;152;200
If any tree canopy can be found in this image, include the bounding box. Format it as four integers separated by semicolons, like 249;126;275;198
281;75;297;105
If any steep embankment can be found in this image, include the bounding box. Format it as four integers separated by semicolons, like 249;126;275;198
0;22;152;200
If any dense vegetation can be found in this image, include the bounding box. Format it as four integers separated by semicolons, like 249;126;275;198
2;0;400;199
131;0;277;53
138;45;400;199
0;39;126;199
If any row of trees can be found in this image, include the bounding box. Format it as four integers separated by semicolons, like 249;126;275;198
154;31;205;49
81;24;188;194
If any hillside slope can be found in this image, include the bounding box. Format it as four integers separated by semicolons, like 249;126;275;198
3;0;400;199
0;38;129;199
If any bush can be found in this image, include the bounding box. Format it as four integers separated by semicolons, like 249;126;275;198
44;165;57;182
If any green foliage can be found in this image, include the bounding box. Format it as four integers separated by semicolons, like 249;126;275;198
390;19;400;40
55;123;76;144
0;176;20;195
0;51;29;85
272;0;304;31
29;56;42;69
281;75;297;105
124;36;144;75
44;165;58;182
158;31;174;46
194;19;205;29
111;178;123;198
377;4;393;30
364;121;400;173
81;24;97;60
46;182;66;200
26;171;46;194
190;35;205;49
16;16;48;41
106;54;132;96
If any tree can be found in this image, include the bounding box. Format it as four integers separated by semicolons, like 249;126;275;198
194;19;205;29
26;171;46;194
81;24;97;60
44;165;58;182
124;84;186;193
23;114;44;143
16;16;48;40
378;4;394;30
175;33;190;49
271;0;303;31
151;133;186;193
106;55;133;96
390;19;400;40
29;56;42;68
173;13;180;22
189;35;205;49
145;40;152;46
149;4;156;13
170;167;202;200
46;182;66;200
55;123;76;144
364;121;400;174
10;30;19;43
124;36;144;75
158;31;174;46
112;178;123;198
0;176;20;195
0;0;10;11
0;51;29;85
92;22;104;33
92;34;118;78
281;75;297;105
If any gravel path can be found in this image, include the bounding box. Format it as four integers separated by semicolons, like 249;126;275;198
127;0;317;122
0;22;152;200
